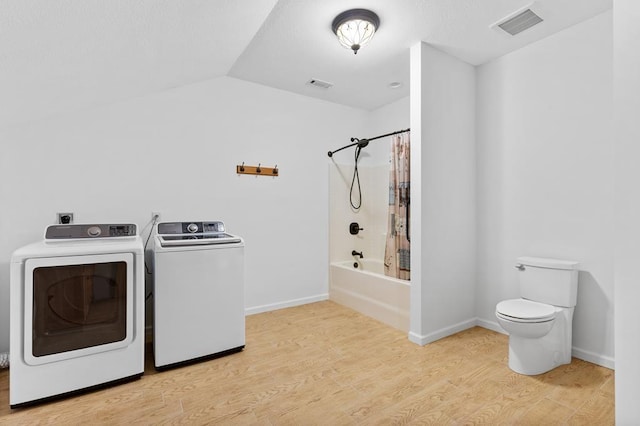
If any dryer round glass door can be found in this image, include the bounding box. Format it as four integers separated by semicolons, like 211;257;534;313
23;253;134;366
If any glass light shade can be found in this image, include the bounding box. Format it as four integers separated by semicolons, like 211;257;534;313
332;9;380;55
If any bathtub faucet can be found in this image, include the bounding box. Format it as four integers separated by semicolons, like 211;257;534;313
351;250;364;259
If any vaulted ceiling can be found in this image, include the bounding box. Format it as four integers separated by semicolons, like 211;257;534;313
0;0;612;128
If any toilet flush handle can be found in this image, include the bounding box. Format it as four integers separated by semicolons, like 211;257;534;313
515;264;525;271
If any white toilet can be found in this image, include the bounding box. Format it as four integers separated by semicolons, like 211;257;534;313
495;256;579;375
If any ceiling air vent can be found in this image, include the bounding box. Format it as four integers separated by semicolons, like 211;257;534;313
306;79;333;89
495;8;543;36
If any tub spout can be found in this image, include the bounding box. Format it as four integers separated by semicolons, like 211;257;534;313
351;250;364;259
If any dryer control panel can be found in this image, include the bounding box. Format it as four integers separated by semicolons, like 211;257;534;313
45;224;137;239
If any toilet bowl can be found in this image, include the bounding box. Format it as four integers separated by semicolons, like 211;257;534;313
496;257;579;375
496;299;573;375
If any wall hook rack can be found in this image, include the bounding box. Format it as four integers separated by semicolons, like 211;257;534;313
236;163;279;176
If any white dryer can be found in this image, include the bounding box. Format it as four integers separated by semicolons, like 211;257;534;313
10;224;144;407
152;221;245;369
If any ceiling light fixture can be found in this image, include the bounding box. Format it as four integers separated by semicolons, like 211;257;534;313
332;9;380;55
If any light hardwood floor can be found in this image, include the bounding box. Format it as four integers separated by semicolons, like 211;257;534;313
0;301;614;425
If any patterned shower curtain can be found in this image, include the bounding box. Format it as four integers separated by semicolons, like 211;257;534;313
384;132;410;280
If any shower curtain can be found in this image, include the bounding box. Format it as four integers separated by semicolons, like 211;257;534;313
384;132;410;280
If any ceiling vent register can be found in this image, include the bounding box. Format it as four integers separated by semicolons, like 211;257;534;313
306;79;334;89
496;8;543;36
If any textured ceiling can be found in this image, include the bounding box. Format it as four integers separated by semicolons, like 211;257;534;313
0;0;279;128
0;0;612;128
230;0;613;110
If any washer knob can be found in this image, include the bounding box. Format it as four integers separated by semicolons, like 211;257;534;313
187;223;198;233
87;226;102;237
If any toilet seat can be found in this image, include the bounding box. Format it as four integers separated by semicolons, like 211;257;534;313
496;299;556;323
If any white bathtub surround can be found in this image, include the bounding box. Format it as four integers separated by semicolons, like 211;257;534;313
330;260;410;332
328;98;412;334
329;163;390;264
329;97;409;267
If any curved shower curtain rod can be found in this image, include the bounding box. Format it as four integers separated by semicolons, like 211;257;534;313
327;128;410;157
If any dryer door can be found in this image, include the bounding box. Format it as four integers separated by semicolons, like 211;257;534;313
24;253;134;366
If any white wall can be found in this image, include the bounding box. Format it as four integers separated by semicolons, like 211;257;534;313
329;96;409;264
363;96;411;168
613;0;640;422
0;76;368;352
476;11;614;367
410;42;477;344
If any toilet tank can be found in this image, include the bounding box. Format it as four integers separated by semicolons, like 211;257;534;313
517;256;579;307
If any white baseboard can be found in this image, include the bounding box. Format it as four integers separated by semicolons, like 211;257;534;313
572;346;615;370
245;293;329;316
143;295;329;344
476;318;507;335
145;304;615;371
408;317;478;346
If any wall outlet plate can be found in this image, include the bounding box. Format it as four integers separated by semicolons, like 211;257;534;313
57;212;74;224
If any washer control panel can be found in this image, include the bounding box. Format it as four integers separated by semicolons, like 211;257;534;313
157;221;226;235
45;224;137;239
156;221;239;247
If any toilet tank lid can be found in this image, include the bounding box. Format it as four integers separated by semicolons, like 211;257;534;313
517;256;579;270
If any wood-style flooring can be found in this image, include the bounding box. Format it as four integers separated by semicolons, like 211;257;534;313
0;301;614;424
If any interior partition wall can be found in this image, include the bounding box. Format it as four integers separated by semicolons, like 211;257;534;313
409;42;477;345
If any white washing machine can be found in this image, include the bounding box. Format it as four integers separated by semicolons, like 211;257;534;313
152;221;245;370
10;224;145;407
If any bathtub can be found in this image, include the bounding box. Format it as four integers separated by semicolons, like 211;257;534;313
329;259;410;332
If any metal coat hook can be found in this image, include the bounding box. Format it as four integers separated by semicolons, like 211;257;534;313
273;165;278;175
256;163;261;173
240;162;245;172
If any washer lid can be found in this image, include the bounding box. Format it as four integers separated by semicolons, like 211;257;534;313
496;299;556;321
157;233;241;247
